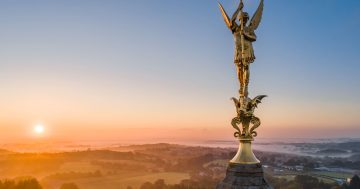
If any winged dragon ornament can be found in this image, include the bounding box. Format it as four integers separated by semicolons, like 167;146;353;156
219;0;266;140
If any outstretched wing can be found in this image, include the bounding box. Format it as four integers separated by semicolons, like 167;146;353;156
218;3;232;29
231;97;240;107
251;95;267;108
249;0;264;31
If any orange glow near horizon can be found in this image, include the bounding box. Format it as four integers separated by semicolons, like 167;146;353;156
0;0;359;144
0;88;359;142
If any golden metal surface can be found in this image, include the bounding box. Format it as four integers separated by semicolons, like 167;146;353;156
230;138;260;164
218;0;266;164
218;0;263;98
231;95;266;140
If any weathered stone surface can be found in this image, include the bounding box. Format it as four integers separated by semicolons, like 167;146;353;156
216;163;272;189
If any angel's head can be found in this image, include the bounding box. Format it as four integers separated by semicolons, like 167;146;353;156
238;12;249;24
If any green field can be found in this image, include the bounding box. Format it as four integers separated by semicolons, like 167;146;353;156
310;171;353;179
204;159;228;167
274;175;295;181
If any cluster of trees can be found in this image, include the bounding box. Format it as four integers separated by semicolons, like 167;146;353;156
266;174;360;189
138;175;360;189
0;178;42;189
59;183;80;189
343;175;360;189
1;175;359;189
165;153;223;172
63;150;136;160
45;170;102;180
139;178;219;189
330;160;360;170
91;160;143;171
267;175;340;189
0;178;83;189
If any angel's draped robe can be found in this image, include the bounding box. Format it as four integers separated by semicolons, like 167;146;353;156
233;26;256;65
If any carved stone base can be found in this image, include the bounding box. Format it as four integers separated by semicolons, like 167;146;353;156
216;163;272;189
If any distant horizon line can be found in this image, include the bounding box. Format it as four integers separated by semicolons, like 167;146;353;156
1;137;360;144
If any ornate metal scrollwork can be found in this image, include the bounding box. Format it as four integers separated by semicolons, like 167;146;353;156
231;116;242;137
250;116;260;137
230;96;266;140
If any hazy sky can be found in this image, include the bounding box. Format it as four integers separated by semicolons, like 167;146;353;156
0;0;360;142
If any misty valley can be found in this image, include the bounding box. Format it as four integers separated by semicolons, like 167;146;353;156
0;141;360;189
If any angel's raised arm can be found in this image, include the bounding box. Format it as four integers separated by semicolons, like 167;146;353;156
231;2;243;25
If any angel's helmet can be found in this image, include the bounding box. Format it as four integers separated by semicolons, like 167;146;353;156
238;12;249;23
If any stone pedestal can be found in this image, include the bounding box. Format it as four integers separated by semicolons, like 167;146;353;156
216;163;272;189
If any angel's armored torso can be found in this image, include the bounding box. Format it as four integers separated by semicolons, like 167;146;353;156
233;26;256;65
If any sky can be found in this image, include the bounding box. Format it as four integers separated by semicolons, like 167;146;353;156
0;0;360;142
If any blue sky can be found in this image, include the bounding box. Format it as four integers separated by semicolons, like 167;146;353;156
0;0;359;140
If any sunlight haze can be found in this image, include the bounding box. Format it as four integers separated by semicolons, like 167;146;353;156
0;0;359;142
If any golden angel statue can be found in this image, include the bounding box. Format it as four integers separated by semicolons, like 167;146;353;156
218;0;264;98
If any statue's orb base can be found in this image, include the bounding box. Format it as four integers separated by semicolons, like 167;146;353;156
216;163;272;189
230;139;260;164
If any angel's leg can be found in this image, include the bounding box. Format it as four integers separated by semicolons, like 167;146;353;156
243;64;250;97
237;63;244;97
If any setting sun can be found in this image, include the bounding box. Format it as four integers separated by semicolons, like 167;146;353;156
34;124;44;134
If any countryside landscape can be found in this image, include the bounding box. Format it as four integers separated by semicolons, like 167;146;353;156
1;139;360;189
1;0;360;188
